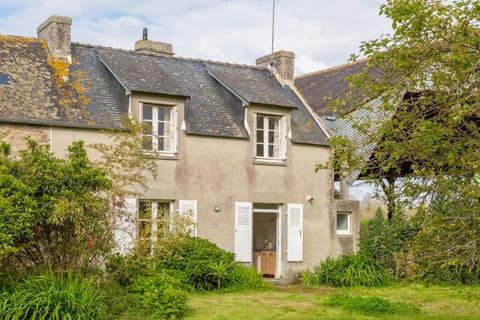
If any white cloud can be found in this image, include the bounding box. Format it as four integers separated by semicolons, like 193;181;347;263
0;0;392;74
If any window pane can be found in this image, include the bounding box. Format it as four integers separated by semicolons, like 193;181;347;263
158;122;165;135
272;144;280;158
337;214;349;230
142;105;152;120
157;107;165;121
143;121;152;134
143;135;152;150
163;122;171;136
268;145;274;157
268;117;278;130
157;203;169;218
268;130;276;144
256;129;264;143
139;201;151;219
139;221;151;236
256;143;264;157
158;137;171;151
256;115;264;129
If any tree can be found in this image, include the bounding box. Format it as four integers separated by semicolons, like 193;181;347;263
0;139;112;272
321;0;479;281
0;118;158;273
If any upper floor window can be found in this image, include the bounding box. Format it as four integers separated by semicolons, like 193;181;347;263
141;103;178;153
255;114;286;160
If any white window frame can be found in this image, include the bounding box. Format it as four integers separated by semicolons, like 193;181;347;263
336;212;352;235
138;200;173;252
140;102;178;154
254;113;287;160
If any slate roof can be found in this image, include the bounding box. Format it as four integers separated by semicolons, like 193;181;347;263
295;59;369;116
0;35;124;129
1;34;327;145
206;63;296;108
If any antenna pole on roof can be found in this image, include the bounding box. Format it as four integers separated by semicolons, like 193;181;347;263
270;0;276;68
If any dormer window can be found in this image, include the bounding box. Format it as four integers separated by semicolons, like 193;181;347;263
140;103;178;154
255;113;287;160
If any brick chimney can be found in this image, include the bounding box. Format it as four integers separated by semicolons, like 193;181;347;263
134;27;174;56
256;50;295;82
37;15;72;63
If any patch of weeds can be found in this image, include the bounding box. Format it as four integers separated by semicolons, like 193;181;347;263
324;293;421;316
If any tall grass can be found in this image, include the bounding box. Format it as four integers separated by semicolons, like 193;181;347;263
0;271;108;319
301;254;391;287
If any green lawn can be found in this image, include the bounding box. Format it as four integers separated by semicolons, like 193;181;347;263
185;283;480;319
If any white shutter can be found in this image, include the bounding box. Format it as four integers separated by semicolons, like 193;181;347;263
280;116;287;159
253;113;258;157
172;107;178;153
287;203;303;261
114;198;137;255
179;200;197;236
234;201;253;262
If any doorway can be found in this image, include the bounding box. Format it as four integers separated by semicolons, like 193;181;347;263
252;204;281;278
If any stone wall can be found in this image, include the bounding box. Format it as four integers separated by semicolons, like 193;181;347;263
0;124;49;157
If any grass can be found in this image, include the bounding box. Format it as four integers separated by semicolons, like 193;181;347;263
185;283;480;319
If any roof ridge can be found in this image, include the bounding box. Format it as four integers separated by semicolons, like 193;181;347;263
0;34;43;43
295;57;368;80
73;42;268;71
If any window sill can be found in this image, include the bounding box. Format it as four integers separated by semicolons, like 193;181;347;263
336;232;352;237
140;151;179;160
253;158;287;166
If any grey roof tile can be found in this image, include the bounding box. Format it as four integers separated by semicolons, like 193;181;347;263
1;36;327;145
295;59;369;116
206;63;297;108
97;49;189;97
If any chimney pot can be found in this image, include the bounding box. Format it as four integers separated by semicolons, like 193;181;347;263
143;27;148;41
37;15;72;63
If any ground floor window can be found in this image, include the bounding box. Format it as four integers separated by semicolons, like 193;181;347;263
138;200;171;252
336;212;351;235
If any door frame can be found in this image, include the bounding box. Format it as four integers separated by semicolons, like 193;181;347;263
252;205;282;278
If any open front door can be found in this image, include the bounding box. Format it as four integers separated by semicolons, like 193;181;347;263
234;201;252;262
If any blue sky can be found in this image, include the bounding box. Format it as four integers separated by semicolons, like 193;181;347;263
0;0;391;75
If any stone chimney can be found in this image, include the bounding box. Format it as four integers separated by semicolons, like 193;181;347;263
256;50;295;82
134;28;174;56
37;15;72;63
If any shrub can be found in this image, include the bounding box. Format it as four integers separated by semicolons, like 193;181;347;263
301;254;390;287
157;237;235;291
106;252;154;287
359;207;418;278
410;194;480;285
225;264;268;291
127;272;187;320
324;294;421;316
0;271;108;319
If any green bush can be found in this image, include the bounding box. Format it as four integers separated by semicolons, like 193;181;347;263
359;207;418;278
127;272;187;320
324;294;421;316
225;264;268;291
411;194;480;285
0;271;108;319
106;252;154;287
301;254;390;287
157;237;236;291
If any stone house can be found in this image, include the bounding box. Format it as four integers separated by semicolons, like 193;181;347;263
0;15;359;281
